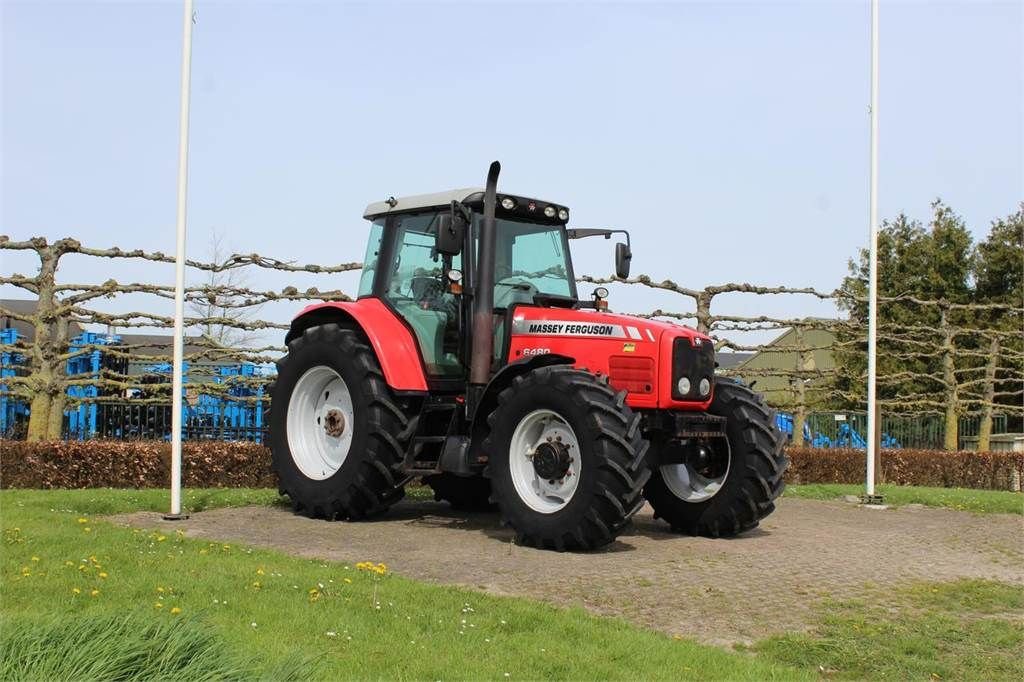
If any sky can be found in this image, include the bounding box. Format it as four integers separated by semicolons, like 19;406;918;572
1;0;1021;346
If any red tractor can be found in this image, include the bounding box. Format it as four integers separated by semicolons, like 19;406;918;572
270;162;786;551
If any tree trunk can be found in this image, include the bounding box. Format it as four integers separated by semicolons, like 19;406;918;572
22;240;73;442
977;336;1000;452
44;316;71;439
695;290;713;335
792;327;808;446
941;307;959;451
26;391;51;441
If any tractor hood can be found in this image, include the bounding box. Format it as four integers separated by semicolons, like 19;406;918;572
507;305;714;410
509;306;710;347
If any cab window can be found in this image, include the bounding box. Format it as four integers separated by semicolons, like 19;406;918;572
383;212;463;378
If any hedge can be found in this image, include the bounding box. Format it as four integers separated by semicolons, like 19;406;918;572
1;441;1022;491
0;441;276;490
786;447;1023;491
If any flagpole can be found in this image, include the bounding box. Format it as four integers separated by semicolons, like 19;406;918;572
164;0;195;520
864;0;881;503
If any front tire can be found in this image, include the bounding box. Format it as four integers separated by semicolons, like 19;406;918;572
644;379;787;537
270;323;410;520
483;366;650;551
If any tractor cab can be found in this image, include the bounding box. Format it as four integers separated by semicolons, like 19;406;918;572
359;187;629;384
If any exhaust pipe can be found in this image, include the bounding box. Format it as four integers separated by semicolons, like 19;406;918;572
469;161;501;393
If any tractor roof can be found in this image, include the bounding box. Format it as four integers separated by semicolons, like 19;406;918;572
363;188;484;219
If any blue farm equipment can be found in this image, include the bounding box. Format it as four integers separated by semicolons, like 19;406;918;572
833;422;901;449
775;412;901;449
775;412;813;445
1;329;30;438
64;332;127;440
141;361;269;442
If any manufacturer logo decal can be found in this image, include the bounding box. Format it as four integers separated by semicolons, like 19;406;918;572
622;343;636;353
511;319;634;339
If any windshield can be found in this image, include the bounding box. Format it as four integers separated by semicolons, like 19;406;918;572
485;217;575;306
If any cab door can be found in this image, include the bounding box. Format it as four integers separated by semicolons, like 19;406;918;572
379;211;464;379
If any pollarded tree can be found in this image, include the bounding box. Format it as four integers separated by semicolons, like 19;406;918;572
832;201;975;448
971;205;1024;444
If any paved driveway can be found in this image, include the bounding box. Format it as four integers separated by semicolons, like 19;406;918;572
115;496;1024;645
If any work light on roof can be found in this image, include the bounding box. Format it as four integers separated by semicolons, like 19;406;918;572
557;208;569;221
543;205;556;218
500;197;515;210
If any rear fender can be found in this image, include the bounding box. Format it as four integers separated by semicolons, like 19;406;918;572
286;299;428;391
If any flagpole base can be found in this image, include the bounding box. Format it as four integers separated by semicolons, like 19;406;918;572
162;513;191;521
859;493;886;506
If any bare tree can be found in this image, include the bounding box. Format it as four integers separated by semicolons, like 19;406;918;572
188;230;265;349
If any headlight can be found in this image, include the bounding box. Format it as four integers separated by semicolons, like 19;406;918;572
699;378;711;396
677;377;691;395
543;205;556;218
594;286;609;299
557;208;569;221
500;197;515;210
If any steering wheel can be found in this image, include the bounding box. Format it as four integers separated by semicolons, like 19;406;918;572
410;276;444;305
494;277;538;307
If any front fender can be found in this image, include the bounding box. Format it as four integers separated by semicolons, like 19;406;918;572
286;299;428;392
470;353;575;434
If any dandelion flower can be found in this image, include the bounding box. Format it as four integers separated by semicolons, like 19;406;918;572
256;567;265;576
90;589;99;597
156;535;166;542
170;607;182;615
72;588;81;595
31;556;40;562
343;578;352;584
99;572;108;579
154;602;163;609
156;586;165;593
77;518;88;524
83;527;91;533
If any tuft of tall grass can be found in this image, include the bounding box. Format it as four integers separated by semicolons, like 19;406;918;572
0;612;305;682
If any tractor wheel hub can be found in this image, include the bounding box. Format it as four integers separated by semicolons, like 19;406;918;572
324;409;346;438
532;441;572;480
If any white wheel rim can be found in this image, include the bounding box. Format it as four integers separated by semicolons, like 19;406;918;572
286;366;354;481
508;409;581;514
660;441;730;503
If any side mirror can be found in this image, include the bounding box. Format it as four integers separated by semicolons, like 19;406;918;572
436;202;467;256
615;242;632;279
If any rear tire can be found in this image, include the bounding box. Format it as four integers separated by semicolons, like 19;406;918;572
644;379;787;537
483;366;650;551
269;323;410;520
423;473;495;511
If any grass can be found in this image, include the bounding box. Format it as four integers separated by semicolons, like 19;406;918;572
754;579;1024;681
1;613;303;681
785;483;1024;515
1;488;805;681
4;487;1022;681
